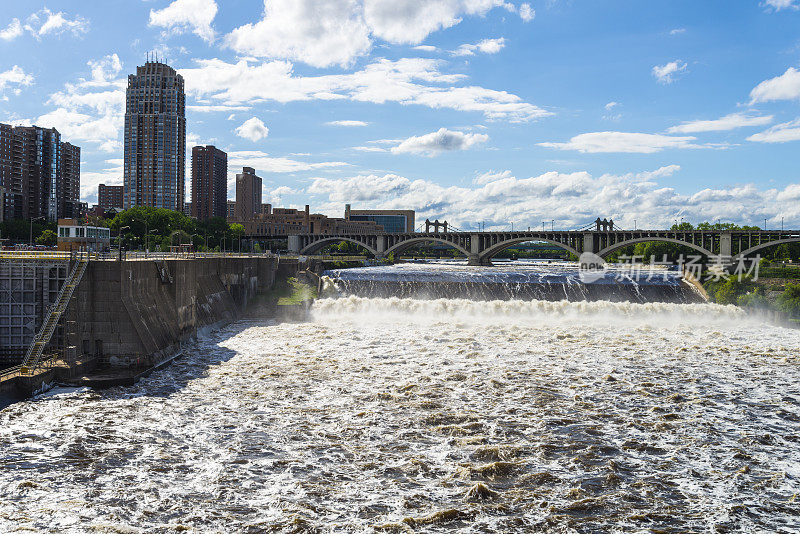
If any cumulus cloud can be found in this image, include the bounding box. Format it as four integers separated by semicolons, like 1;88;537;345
235;117;270;142
0;66;34;95
538;131;723;153
224;0;508;68
30;54;127;151
453;37;506;56
225;0;372;69
227;150;348;173
179;57;550;122
652;60;687;84
519;3;535;22
667;113;773;134
25;8;89;38
0;9;88;40
302;166;800;229
750;67;800;103
747;118;800;143
0;19;23;41
149;0;218;42
364;0;506;45
326;120;369;126
391;128;489;156
762;0;799;11
80;159;124;201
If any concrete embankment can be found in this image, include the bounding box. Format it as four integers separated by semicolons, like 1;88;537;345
2;255;303;398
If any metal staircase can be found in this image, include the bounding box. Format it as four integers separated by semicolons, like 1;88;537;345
19;255;88;376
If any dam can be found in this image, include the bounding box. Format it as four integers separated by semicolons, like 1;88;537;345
0;252;289;400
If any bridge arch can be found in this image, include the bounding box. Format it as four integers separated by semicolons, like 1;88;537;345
385;237;471;258
734;237;800;261
479;238;581;263
299;237;379;256
597;237;714;259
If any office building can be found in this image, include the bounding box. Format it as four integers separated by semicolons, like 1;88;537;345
344;205;415;233
241;205;384;236
191;145;227;221
226;200;236;220
233;167;261;221
98;184;124;210
0;123;81;222
123;60;186;211
183;202;191;217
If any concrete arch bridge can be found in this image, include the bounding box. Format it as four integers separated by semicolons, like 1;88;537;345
288;229;800;266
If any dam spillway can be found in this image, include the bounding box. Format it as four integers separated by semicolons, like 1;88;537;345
321;261;704;302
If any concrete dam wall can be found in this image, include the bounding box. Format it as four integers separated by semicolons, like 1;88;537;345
67;256;279;367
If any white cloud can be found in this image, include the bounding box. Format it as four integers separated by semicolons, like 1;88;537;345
149;0;219;42
30;55;127;151
0;19;23;41
364;0;506;45
391;127;489;156
747;118;800;143
519;3;535;22
227;150;348;173
538;131;723;153
80;159;124;201
604;101;619;111
413;45;438;52
224;0;508;68
749;67;800;103
667;113;773;134
303;166;800;229
669;28;686;35
225;0;372;69
179;57;550;122
762;0;799;11
25;8;89;38
453;37;506;56
652;60;687;84
0;66;34;95
326;120;369;127
187;104;251;113
235;117;270;142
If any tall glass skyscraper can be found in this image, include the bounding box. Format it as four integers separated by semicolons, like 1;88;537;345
123;61;185;211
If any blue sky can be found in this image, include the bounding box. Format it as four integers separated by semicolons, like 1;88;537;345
1;0;799;230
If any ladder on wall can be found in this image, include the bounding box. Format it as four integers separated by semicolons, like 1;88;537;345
19;255;88;376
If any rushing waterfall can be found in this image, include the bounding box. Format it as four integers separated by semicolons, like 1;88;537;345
322;261;704;302
1;296;798;532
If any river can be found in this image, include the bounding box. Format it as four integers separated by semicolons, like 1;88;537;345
1;268;799;532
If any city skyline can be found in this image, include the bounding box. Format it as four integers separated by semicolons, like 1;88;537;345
0;1;799;230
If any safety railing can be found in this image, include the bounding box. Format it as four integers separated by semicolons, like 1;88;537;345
19;256;88;376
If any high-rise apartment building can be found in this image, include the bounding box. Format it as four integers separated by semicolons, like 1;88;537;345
98;184;124;210
234;167;261;221
0;123;81;221
191;145;228;221
123;61;185;211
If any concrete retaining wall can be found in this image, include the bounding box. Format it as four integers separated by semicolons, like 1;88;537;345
67;256;278;367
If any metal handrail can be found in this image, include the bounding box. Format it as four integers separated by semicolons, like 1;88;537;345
19;256;88;375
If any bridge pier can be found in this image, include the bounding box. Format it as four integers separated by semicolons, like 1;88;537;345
288;235;302;254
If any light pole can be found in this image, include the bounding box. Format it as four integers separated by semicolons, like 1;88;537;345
118;226;130;261
29;216;45;246
551;220;554;231
765;218;767;231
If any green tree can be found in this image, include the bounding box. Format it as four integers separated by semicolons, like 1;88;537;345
777;284;800;318
36;229;57;246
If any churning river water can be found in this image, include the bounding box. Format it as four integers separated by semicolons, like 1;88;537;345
1;296;800;531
